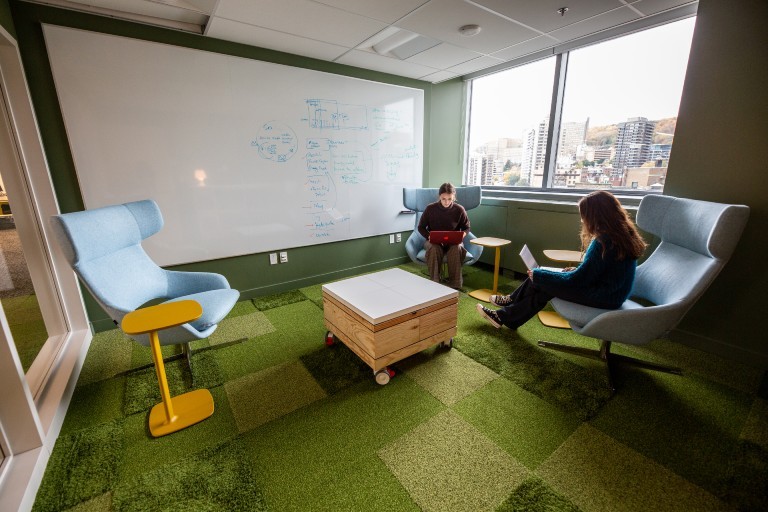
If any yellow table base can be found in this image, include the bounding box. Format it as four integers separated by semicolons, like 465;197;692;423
538;311;571;329
468;288;493;302
149;388;215;437
469;237;511;303
121;300;214;438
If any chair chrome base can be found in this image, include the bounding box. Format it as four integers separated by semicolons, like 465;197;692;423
119;338;246;379
537;339;682;392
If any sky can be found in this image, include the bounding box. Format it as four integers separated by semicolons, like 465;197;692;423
468;17;696;148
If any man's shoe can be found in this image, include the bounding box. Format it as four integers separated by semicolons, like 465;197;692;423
476;303;502;328
490;294;513;307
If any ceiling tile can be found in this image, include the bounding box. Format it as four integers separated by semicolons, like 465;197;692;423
51;0;698;81
311;0;431;24
548;6;640;43
72;0;210;24
214;0;388;47
469;0;625;33
206;17;349;60
629;0;697;16
420;70;461;83
447;54;505;75
396;0;540;54
406;42;483;69
491;35;557;61
336;49;440;79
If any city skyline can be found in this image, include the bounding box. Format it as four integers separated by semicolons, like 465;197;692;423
468;17;696;150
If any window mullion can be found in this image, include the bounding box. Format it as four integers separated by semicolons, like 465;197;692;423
543;52;568;188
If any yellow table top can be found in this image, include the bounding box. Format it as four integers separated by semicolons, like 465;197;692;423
122;300;203;335
543;249;583;263
470;236;511;248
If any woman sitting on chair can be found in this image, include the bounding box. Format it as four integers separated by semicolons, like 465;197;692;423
477;190;647;329
418;182;470;289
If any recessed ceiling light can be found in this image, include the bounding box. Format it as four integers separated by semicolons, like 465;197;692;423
459;24;482;37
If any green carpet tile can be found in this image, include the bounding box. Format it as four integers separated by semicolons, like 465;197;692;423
208;310;275;346
397;345;499;406
378;409;529;512
537;424;726;512
34;264;768;511
112;438;267;512
225;360;327;433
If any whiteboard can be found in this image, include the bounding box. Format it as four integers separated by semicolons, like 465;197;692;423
43;25;423;266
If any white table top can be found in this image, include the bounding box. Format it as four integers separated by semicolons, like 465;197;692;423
322;268;458;324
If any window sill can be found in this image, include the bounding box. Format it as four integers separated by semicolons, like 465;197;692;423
480;186;647;208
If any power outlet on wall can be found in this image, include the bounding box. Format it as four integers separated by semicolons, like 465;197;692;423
396;233;402;243
279;251;288;263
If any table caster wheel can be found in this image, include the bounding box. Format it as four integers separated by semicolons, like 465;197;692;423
325;331;335;346
439;338;453;349
375;367;395;385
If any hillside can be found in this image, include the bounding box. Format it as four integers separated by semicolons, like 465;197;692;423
585;117;677;146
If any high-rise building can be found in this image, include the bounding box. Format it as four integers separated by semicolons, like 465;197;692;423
557;118;589;164
466;154;497;186
649;143;672;162
521;118;549;185
614;117;656;170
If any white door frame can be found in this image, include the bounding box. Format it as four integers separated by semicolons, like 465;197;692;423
0;23;92;512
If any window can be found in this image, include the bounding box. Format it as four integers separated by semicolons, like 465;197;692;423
465;17;696;194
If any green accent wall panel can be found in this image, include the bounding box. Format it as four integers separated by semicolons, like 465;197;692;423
660;0;768;363
427;78;465;186
0;0;14;39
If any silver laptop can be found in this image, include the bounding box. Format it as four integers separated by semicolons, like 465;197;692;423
519;244;563;273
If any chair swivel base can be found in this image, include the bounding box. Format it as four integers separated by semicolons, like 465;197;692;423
149;388;214;437
537;339;682;392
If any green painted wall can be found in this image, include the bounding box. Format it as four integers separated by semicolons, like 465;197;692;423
0;0;15;39
661;0;768;362
427;78;465;186
10;1;767;364
10;2;430;330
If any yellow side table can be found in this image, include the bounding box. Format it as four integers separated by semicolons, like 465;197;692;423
542;249;583;263
121;300;214;437
469;237;511;302
538;249;583;329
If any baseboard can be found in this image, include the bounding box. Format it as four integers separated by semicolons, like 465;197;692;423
670;328;768;368
237;256;411;300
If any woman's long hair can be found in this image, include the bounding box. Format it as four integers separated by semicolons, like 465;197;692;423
578;191;647;261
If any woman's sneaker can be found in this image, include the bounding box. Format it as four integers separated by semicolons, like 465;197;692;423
490;294;513;307
476;303;502;328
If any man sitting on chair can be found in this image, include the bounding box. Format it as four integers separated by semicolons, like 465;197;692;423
418;182;470;289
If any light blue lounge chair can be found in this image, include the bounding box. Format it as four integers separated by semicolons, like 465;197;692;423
538;194;749;391
50;199;240;369
402;186;484;268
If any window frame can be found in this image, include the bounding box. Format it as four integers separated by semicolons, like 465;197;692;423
462;4;697;199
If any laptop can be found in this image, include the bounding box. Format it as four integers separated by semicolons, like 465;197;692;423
429;230;464;245
519;244;563;272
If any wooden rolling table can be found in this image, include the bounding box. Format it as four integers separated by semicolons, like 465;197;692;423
468;237;512;302
322;268;458;385
537;249;583;329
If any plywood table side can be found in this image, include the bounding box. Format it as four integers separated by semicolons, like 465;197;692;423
321;269;459;384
